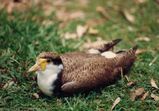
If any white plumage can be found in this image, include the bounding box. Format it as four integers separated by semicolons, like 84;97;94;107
37;63;63;96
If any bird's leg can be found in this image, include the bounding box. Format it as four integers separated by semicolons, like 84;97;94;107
61;81;80;93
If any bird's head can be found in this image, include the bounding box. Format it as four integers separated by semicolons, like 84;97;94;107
28;52;63;73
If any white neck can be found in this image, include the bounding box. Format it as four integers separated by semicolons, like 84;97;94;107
36;63;63;96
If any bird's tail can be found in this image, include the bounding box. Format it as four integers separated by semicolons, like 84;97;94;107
115;45;138;74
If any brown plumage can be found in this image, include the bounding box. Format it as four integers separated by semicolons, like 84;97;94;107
37;44;137;95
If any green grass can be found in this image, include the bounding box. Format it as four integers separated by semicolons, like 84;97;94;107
0;0;159;110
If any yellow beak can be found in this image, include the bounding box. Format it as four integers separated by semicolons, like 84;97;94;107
28;58;47;73
28;63;39;72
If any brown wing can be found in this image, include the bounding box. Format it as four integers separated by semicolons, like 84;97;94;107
61;57;120;93
60;47;137;94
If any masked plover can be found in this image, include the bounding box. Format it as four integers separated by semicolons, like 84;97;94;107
28;39;137;96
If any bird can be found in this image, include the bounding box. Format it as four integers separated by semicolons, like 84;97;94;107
28;39;137;96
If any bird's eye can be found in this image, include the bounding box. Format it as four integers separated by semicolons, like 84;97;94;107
47;59;51;63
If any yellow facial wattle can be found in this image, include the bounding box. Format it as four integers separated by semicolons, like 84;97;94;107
38;58;47;71
40;61;47;71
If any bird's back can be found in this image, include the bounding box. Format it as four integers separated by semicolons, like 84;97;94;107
60;52;101;74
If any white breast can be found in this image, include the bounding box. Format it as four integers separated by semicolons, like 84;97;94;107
36;63;63;96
